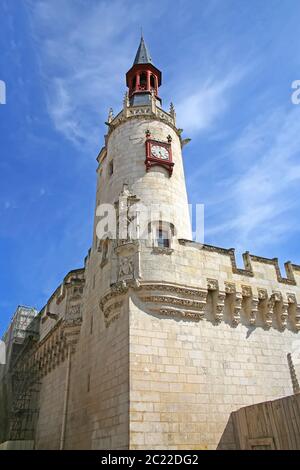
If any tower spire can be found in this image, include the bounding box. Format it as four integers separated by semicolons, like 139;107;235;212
126;36;161;106
133;35;152;65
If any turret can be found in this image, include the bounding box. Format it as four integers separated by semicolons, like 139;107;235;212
126;36;162;107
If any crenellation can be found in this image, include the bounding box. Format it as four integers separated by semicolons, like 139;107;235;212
178;239;299;288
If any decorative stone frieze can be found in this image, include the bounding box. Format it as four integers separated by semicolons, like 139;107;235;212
103;300;124;328
140;295;206;310
91;280;300;331
106;102;178;137
153;307;204;321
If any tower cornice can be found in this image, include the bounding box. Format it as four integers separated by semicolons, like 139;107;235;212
105;103;179;140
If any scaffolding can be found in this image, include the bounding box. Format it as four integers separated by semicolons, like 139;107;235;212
1;306;40;442
9;336;40;441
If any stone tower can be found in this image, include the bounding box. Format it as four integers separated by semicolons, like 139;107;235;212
48;36;194;451
13;37;300;451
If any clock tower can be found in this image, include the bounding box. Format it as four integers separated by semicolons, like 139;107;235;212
66;36;193;450
94;35;192;265
7;34;300;453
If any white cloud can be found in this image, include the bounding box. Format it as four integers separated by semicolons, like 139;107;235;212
26;0;162;150
205;106;300;252
175;68;246;134
26;0;249;148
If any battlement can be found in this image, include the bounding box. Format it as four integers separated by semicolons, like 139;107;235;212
179;239;300;286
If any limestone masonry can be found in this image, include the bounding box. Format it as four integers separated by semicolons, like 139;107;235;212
1;37;300;450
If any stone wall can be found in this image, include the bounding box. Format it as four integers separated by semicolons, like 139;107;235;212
35;361;67;449
15;102;300;451
62;286;130;450
129;292;298;450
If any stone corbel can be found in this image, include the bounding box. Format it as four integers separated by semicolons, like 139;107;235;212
216;292;226;324
207;279;218;291
258;289;272;328
233;292;243;326
266;297;275;328
250;298;259;326
242;285;257;326
280;301;289;330
287;294;300;331
266;292;281;329
271;292;283;329
225;282;241;326
207;279;224;324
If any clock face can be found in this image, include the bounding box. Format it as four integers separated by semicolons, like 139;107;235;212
151;145;169;160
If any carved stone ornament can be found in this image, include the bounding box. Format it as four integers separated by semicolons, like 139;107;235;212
225;282;236;295
118;256;134;278
258;289;268;300
154;307;204;321
250;297;259;326
207;279;218;291
242;285;252;298
280;302;289;330
98;280;300;331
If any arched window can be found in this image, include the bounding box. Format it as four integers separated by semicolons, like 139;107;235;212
148;221;175;250
150;74;155;89
157;222;170;248
139;72;147;89
132;76;136;90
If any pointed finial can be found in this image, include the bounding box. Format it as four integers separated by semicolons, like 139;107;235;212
133;34;152;65
169;102;175;116
123;91;129;108
141;26;143;39
107;107;114;123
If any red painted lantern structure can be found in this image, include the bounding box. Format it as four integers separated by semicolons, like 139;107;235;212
126;36;162;107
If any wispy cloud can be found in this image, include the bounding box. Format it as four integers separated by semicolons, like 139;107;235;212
175;67;248;134
205;105;300;252
26;0;166;151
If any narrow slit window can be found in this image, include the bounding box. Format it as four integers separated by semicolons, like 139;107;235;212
150;74;155;89
140;72;147;89
157;222;170;248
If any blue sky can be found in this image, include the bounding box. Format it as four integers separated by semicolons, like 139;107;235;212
1;0;300;335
